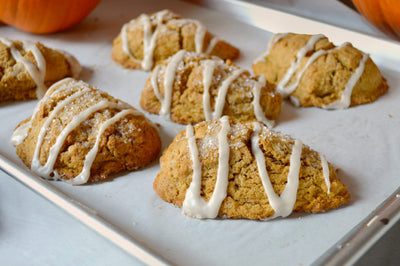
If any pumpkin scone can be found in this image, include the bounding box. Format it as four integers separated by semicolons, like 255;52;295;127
0;38;81;102
154;116;350;220
140;51;282;127
252;33;388;109
11;78;161;185
111;9;239;71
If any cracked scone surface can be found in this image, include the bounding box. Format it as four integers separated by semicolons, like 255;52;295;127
111;9;239;71
154;117;350;220
13;78;161;185
0;39;80;102
140;51;282;125
252;33;388;108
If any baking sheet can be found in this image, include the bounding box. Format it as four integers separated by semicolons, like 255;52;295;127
0;0;400;265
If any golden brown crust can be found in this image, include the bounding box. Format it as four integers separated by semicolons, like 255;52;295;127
252;33;388;108
14;79;161;184
111;10;239;71
154;118;350;219
0;40;79;102
140;51;282;124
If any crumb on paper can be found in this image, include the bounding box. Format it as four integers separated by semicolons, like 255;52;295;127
388;114;393;118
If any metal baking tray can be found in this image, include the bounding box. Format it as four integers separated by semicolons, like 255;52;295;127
1;0;399;265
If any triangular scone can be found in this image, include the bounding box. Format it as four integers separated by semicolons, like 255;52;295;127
0;38;81;102
140;51;282;127
252;33;388;109
12;78;161;185
111;9;239;71
154;117;350;220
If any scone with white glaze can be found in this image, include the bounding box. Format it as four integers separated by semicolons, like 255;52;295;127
111;9;239;71
12;78;161;185
0;38;81;102
154;116;350;220
252;33;388;108
140;51;282;127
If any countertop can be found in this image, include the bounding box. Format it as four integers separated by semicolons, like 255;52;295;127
0;0;399;265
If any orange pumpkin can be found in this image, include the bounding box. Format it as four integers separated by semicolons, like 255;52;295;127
352;0;400;40
0;0;102;34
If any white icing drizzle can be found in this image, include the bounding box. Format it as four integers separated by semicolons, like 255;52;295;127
186;19;206;53
11;78;79;146
153;53;274;126
10;122;31;146
323;52;369;109
254;33;289;63
252;75;274;128
282;48;329;97
0;38;47;98
282;42;351;104
182;116;230;218
282;40;368;109
59;50;82;79
213;68;245;119
320;153;331;194
121;10;215;71
31;100;129;178
276;34;325;97
121;10;169;71
182;118;334;219
252;122;303;219
68;109;141;185
289;96;300;107
205;36;219;54
13;77;143;184
30;87;92;173
202;60;218;121
151;65;163;102
256;32;368;109
153;50;186;120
